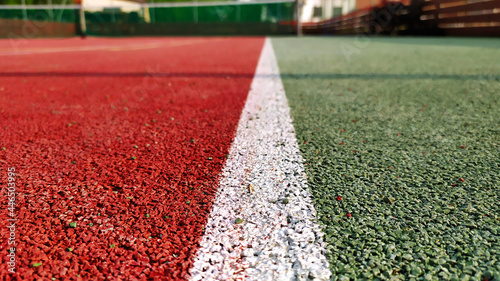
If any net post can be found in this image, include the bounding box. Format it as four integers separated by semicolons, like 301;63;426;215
21;0;28;20
79;1;87;38
296;0;302;36
48;0;54;21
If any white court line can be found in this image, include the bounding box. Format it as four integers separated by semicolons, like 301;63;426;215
0;40;208;56
190;38;331;281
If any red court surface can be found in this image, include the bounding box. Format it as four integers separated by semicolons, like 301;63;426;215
0;37;264;280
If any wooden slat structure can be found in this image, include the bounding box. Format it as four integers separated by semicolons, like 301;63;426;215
303;2;411;35
420;0;500;36
302;0;500;36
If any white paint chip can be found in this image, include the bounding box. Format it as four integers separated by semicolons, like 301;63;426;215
190;38;331;281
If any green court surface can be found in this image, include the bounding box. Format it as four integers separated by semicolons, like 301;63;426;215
273;37;500;280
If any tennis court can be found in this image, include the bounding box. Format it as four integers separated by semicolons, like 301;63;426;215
1;1;499;280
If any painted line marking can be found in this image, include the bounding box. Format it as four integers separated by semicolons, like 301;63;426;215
0;39;211;56
190;38;331;280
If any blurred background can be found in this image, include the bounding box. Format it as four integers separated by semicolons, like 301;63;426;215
0;0;499;37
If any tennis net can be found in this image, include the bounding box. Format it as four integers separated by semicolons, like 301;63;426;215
0;0;297;38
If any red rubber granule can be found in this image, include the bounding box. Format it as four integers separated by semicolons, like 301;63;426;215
0;37;264;280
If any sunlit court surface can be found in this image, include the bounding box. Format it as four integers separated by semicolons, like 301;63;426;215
1;37;268;279
1;0;500;280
